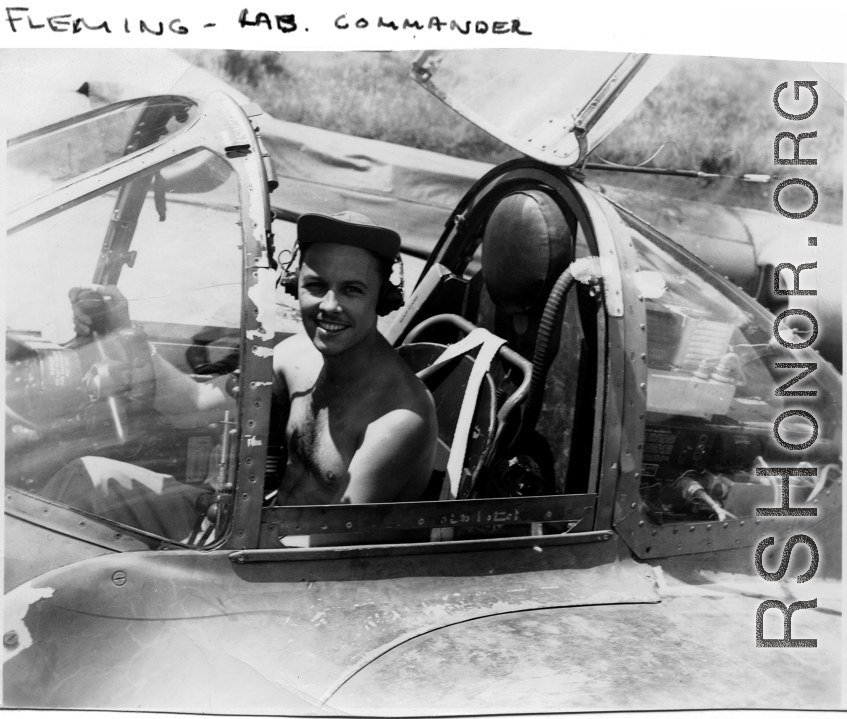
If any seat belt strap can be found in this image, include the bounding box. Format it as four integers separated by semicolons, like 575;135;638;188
417;329;506;499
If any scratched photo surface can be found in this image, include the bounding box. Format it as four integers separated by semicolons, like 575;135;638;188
2;47;843;714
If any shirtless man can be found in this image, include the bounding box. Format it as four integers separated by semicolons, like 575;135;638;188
272;211;437;504
65;211;437;516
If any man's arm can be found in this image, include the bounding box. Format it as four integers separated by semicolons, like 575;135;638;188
69;284;234;420
340;409;436;504
150;354;234;417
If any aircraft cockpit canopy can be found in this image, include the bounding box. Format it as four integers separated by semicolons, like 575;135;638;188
7;96;200;209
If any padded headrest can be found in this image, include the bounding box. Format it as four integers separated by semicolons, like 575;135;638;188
481;190;573;316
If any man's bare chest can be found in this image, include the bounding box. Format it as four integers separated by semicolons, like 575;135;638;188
285;392;363;493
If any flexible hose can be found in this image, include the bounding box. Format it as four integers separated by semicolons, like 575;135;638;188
519;268;577;439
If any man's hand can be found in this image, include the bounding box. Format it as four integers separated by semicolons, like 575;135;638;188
69;284;131;337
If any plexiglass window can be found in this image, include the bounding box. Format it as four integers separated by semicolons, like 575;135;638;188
6;97;198;208
625;219;841;523
6;149;243;547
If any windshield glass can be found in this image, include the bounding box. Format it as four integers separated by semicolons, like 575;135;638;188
623;215;841;524
6;96;198;209
6;148;243;548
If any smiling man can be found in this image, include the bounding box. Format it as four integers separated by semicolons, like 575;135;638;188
273;212;437;505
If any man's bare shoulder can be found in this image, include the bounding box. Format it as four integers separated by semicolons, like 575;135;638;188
273;333;321;382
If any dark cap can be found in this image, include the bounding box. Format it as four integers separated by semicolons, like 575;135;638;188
297;211;401;259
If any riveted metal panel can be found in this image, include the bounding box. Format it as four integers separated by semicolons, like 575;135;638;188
617;472;842;558
592;197;649;541
566;186;644;530
260;494;596;537
3;534;657;712
207;92;276;551
568;183;625;317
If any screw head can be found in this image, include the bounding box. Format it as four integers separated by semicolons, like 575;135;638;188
112;571;127;587
4;631;19;648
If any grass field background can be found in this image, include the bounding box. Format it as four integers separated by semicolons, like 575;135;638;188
187;50;843;222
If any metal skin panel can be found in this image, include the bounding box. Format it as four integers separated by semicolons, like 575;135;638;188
622;485;842;562
328;590;841;714
594;195;647;531
261;494;596;536
4;535;657;712
5;514;115;592
566;183;637;532
211;92;277;550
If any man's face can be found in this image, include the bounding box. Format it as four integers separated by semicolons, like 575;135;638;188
298;242;382;356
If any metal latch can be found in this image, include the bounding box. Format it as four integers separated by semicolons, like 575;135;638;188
225;144;252;158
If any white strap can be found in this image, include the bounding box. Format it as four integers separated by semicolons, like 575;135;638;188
418;328;506;498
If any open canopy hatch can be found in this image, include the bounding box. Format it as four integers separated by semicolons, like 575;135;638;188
412;49;677;167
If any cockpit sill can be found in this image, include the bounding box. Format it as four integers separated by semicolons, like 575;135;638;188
6;481;622;586
232;529;615;564
7;485;600;555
